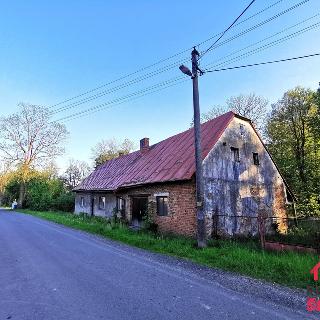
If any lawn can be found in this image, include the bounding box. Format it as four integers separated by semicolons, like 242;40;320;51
17;209;318;289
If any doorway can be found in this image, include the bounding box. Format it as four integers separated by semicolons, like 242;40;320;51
131;197;148;227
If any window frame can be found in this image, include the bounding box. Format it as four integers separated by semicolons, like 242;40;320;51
116;197;126;213
239;124;245;135
156;196;169;216
230;147;240;162
253;152;260;166
80;197;85;207
98;196;106;210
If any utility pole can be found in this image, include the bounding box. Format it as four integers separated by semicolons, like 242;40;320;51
179;48;206;248
191;48;206;248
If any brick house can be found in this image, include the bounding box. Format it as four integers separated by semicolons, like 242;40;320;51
73;111;294;237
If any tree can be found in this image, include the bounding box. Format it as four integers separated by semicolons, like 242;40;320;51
0;167;15;205
91;138;135;167
200;93;268;131
265;87;320;215
0;103;68;207
63;159;91;190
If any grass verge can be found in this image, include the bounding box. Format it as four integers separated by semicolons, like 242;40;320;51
16;209;317;289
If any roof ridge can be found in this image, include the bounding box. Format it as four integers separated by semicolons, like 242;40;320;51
74;110;235;191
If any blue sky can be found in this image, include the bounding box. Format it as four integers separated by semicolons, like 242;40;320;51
0;0;320;171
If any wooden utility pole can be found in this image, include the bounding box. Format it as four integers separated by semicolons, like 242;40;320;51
191;48;206;248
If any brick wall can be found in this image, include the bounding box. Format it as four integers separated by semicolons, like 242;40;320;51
116;180;197;236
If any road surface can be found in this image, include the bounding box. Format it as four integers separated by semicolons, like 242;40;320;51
0;210;314;319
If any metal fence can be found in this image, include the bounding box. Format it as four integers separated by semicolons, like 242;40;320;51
211;214;320;250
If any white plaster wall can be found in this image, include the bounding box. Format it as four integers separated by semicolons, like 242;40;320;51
74;192;116;218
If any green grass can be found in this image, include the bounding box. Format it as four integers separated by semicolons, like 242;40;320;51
15;209;318;289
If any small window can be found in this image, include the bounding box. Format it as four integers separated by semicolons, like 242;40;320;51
240;124;245;135
99;196;106;210
80;197;85;207
117;197;126;213
230;147;240;162
156;196;168;216
253;153;260;165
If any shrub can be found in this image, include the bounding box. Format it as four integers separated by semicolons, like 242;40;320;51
296;194;320;217
53;192;75;212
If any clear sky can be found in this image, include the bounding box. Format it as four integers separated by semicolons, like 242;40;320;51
0;0;320;172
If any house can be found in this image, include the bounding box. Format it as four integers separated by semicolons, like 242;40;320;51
73;111;294;237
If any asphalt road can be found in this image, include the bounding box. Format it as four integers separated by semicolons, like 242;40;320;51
0;210;315;320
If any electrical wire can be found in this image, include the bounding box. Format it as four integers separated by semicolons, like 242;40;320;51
195;0;285;48
49;0;288;110
204;53;320;72
200;13;319;69
200;0;256;58
200;0;311;57
203;20;320;70
51;1;310;114
54;76;186;122
52;17;320;123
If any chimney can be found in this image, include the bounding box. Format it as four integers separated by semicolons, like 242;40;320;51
140;137;149;153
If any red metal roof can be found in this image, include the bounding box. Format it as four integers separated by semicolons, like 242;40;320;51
74;111;235;191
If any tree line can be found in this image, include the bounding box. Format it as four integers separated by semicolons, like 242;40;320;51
0;85;319;216
200;86;320;217
0;104;134;211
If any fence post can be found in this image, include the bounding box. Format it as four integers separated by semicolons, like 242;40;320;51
258;212;266;250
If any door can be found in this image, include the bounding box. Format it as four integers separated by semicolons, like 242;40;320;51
131;197;148;226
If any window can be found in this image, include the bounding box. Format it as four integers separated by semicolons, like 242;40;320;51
117;197;126;213
99;196;106;210
230;147;240;162
253;153;260;165
240;124;245;135
80;197;85;207
156;196;168;216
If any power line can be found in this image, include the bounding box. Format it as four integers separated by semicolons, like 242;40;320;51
51;57;189;114
199;0;311;57
50;50;191;109
196;0;285;48
56;52;318;124
52;17;320;123
203;20;320;70
202;13;319;68
204;53;320;73
48;0;287;110
51;1;310;115
54;76;186;122
200;0;256;58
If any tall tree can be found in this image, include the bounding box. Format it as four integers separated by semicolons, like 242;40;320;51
91;138;135;167
266;87;320;200
63;159;91;190
0;103;68;207
200;93;268;131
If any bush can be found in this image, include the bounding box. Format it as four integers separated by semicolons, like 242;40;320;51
3;171;75;212
2;177;20;205
53;192;75;212
296;195;320;217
